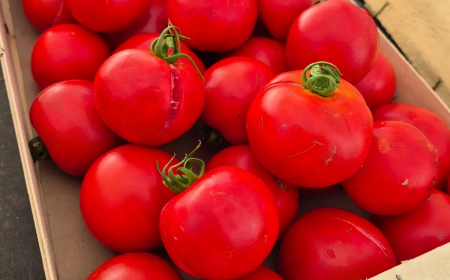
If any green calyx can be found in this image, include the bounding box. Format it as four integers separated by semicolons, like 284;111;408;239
301;61;342;97
28;136;50;163
151;22;204;81
156;141;205;194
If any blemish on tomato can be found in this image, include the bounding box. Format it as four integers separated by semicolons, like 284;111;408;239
160;65;184;133
378;138;391;154
401;179;408;186
326;249;336;259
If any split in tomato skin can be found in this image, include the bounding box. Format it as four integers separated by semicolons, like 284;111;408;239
22;0;76;32
234;265;283;280
29;80;121;176
278;207;396;280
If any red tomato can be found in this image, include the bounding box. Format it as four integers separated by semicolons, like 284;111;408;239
29;80;120;176
22;0;76;32
226;37;288;74
343;121;438;215
372;103;450;191
65;0;151;33
114;33;206;73
166;0;257;52
246;64;373;188
94;27;204;146
354;52;396;110
206;145;299;237
286;0;378;84
31;24;110;89
80;145;179;252
202;57;274;144
258;0;313;41
373;190;450;263
102;0;167;49
87;252;183;280
279;208;396;280
235;266;283;280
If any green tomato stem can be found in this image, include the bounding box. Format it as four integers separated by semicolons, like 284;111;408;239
301;61;342;97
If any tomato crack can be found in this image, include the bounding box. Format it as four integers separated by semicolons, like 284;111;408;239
325;146;337;166
284;140;324;162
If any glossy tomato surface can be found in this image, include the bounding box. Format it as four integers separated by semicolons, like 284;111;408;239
286;0;378;84
160;166;279;280
31;24;111;89
87;252;183;280
227;36;288;74
279;208;396;280
373;190;450;263
206;145;299;237
235;266;283;280
80;145;179;252
29;80;121;176
22;0;76;32
202;57;274;144
373;103;450;191
167;0;257;52
65;0;151;33
246;70;373;188
343;121;438;215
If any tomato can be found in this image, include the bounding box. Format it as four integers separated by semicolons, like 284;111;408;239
246;63;373;188
226;36;288;74
373;190;450;263
114;33;206;73
22;0;76;32
258;0;313;41
166;0;257;52
65;0;151;33
31;24;110;90
343;121;438;215
279;208;396;280
372;103;450;191
87;252;183;280
102;0;167;49
235;266;283;280
29;80;120;176
202;57;274;144
286;0;378;84
206;145;299;237
94;26;204;146
80;145;179;252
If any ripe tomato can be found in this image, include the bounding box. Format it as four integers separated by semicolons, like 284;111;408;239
202;57;274;144
94;26;204;146
286;0;378;84
87;253;183;280
22;0;76;32
343;121;438;215
29;80;121;176
373;190;450;263
206;145;299;237
80;145;179;253
247;63;373;188
102;0;167;49
65;0;151;33
372;103;450;191
279;208;396;280
226;37;288;74
235;266;283;280
31;24;110;89
258;0;313;41
166;0;257;52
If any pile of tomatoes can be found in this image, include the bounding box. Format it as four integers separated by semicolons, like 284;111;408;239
22;0;450;279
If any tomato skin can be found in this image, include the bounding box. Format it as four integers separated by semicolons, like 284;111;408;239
22;0;76;32
202;57;275;144
80;145;179;253
372;103;450;191
286;0;378;84
160;166;279;280
246;70;373;188
65;0;151;33
373;190;450;263
94;49;204;146
29;80;120;176
343;121;438;215
258;0;313;41
31;24;111;90
206;145;299;237
235;266;283;280
87;252;183;280
279;208;396;280
166;0;257;52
